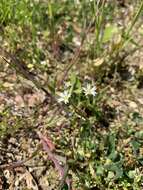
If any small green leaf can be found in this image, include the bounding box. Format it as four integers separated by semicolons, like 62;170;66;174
107;171;115;179
135;131;143;139
104;161;123;179
74;79;82;94
128;170;136;179
102;25;118;43
130;140;140;153
107;133;117;160
70;73;77;86
96;165;104;176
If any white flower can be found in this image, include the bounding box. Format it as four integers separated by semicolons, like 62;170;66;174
73;37;81;46
57;90;71;104
83;83;97;96
64;81;72;88
41;59;49;65
41;60;47;65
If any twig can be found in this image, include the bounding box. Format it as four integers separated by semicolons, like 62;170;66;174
0;144;42;170
0;48;65;111
39;133;71;189
0;50;53;99
57;19;95;88
58;164;69;190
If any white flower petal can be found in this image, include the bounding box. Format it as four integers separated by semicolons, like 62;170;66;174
83;83;97;96
57;90;71;104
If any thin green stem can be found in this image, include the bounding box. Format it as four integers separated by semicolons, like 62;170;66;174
126;1;143;37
